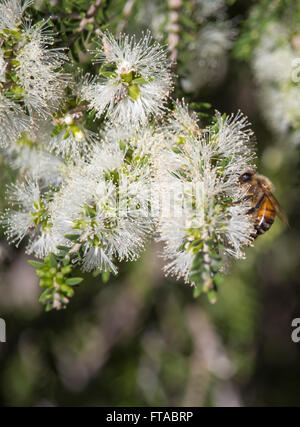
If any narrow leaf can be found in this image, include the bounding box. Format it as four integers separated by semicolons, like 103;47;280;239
128;84;140;100
49;253;58;268
28;260;45;269
65;277;83;286
64;233;81;242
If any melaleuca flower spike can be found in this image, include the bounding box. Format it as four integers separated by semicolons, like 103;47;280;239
15;22;69;117
80;31;173;125
0;1;69;150
153;104;256;301
1;177;59;257
49;142;154;275
0;95;30;148
4;126;64;186
252;21;300;140
0;0;32;32
46;113;98;160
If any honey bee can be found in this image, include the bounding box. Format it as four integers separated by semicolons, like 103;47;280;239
239;170;288;238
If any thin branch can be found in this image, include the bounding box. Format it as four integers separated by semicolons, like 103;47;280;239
78;0;103;33
167;0;182;65
117;0;137;34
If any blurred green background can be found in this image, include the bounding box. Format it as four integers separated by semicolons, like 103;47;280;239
1;0;300;407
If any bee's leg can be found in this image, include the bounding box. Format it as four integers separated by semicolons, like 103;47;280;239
232;194;254;207
246;194;265;215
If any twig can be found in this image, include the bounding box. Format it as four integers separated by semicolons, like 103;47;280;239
167;0;182;65
50;13;81;21
117;0;137;34
78;0;103;33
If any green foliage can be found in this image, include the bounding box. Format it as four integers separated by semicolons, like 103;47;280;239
234;0;300;61
28;250;82;311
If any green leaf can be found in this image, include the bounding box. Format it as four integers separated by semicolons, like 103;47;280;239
64;233;81;242
132;77;148;85
28;260;46;269
62;257;70;266
128;84;140;101
45;303;53;312
193;284;203;298
61;284;75;297
51;124;65;138
11;85;25;96
214;273;224;286
207;289;217;304
100;70;117;78
39;289;51;303
56;245;70;251
101;271;110;283
121;71;133;83
189;272;202;284
218;156;233;167
190;102;211;110
62;128;70;140
190;252;204;271
65;277;83;286
86;205;96;217
191;239;203;247
49;253;58;268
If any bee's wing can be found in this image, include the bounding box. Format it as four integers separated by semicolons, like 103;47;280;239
265;190;289;225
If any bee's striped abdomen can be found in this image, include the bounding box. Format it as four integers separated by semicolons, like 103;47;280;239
255;197;276;237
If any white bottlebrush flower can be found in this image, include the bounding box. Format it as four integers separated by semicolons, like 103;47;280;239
197;21;233;64
101;121;138;146
15;23;68;117
47;122;98;159
0;0;32;31
103;120;163;162
3;121;65;185
27;149;64;186
136;1;165;41
182;21;234;92
153;106;255;288
81;244;117;274
80;31;172;125
257;85;300;137
28;229;61;258
195;0;226;21
252;21;300;139
50;143;153;273
86;141;125;173
5;141;64;186
1;178;58;257
0;95;30;147
221;205;254;259
253;22;294;85
161;99;200;140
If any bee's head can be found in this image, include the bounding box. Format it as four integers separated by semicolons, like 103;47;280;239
239;170;254;183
